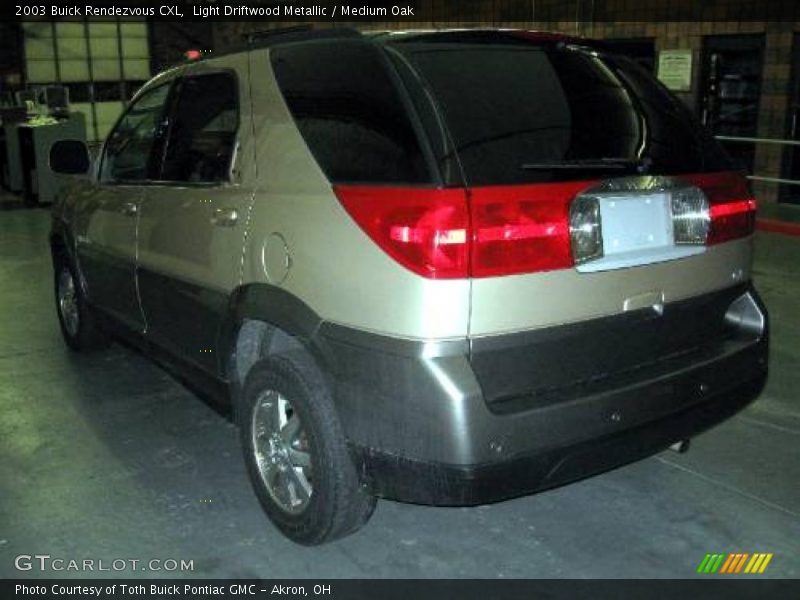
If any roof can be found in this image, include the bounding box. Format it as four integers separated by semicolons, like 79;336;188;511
212;26;601;61
369;28;588;46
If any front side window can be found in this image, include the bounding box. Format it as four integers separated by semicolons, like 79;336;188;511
160;72;239;183
101;83;171;182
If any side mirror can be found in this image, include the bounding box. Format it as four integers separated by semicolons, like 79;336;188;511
49;139;90;175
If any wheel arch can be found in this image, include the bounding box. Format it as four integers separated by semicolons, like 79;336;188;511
49;222;73;264
49;223;92;299
220;283;335;409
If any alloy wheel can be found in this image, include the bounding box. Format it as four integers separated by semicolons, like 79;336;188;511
57;267;80;337
251;389;313;514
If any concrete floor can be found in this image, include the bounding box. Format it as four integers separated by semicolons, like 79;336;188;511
1;198;798;579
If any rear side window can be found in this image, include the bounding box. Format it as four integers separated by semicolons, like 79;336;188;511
161;72;239;183
392;40;732;186
271;41;431;184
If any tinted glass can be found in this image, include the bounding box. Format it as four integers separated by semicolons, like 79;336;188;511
101;83;171;182
392;41;732;186
271;41;431;184
161;73;239;183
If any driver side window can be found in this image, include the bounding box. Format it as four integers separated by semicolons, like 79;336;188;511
100;83;171;183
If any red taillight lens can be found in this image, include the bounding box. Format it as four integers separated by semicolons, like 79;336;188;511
334;182;593;279
708;199;757;244
333;185;470;279
684;172;757;245
469;182;592;277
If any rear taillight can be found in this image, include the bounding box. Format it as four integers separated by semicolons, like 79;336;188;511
708;199;757;244
333;185;470;279
469;182;591;277
569;195;603;264
334;173;755;281
334;182;591;279
683;172;757;245
671;187;710;245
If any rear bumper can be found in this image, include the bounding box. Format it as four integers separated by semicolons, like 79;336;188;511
355;371;766;505
317;284;768;506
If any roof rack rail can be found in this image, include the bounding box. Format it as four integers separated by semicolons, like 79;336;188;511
243;25;362;49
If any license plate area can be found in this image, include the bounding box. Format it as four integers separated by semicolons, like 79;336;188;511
576;192;704;273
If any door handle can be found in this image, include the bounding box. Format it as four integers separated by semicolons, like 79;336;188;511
211;207;239;227
120;202;138;217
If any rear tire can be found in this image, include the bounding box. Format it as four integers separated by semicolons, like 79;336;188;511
239;352;376;545
54;257;110;352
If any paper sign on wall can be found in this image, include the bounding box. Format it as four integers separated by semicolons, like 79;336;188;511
657;49;693;92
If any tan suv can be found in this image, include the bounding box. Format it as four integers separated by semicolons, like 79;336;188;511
49;28;769;545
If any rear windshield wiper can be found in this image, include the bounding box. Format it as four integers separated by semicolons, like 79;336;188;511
520;157;650;171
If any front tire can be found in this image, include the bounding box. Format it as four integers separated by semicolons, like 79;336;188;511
239;352;376;545
54;258;110;352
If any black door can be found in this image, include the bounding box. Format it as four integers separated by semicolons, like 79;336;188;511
781;33;800;204
701;34;765;174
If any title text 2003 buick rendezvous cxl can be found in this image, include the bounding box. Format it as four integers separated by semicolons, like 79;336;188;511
49;28;768;544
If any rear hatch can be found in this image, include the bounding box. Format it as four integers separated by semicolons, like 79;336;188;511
386;31;760;408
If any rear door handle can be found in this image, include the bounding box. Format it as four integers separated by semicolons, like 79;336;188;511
211;207;238;227
120;202;138;217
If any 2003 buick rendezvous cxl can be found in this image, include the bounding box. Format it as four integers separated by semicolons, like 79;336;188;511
49;28;769;544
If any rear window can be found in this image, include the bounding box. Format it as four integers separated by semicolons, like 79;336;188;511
271;41;432;185
391;40;732;186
